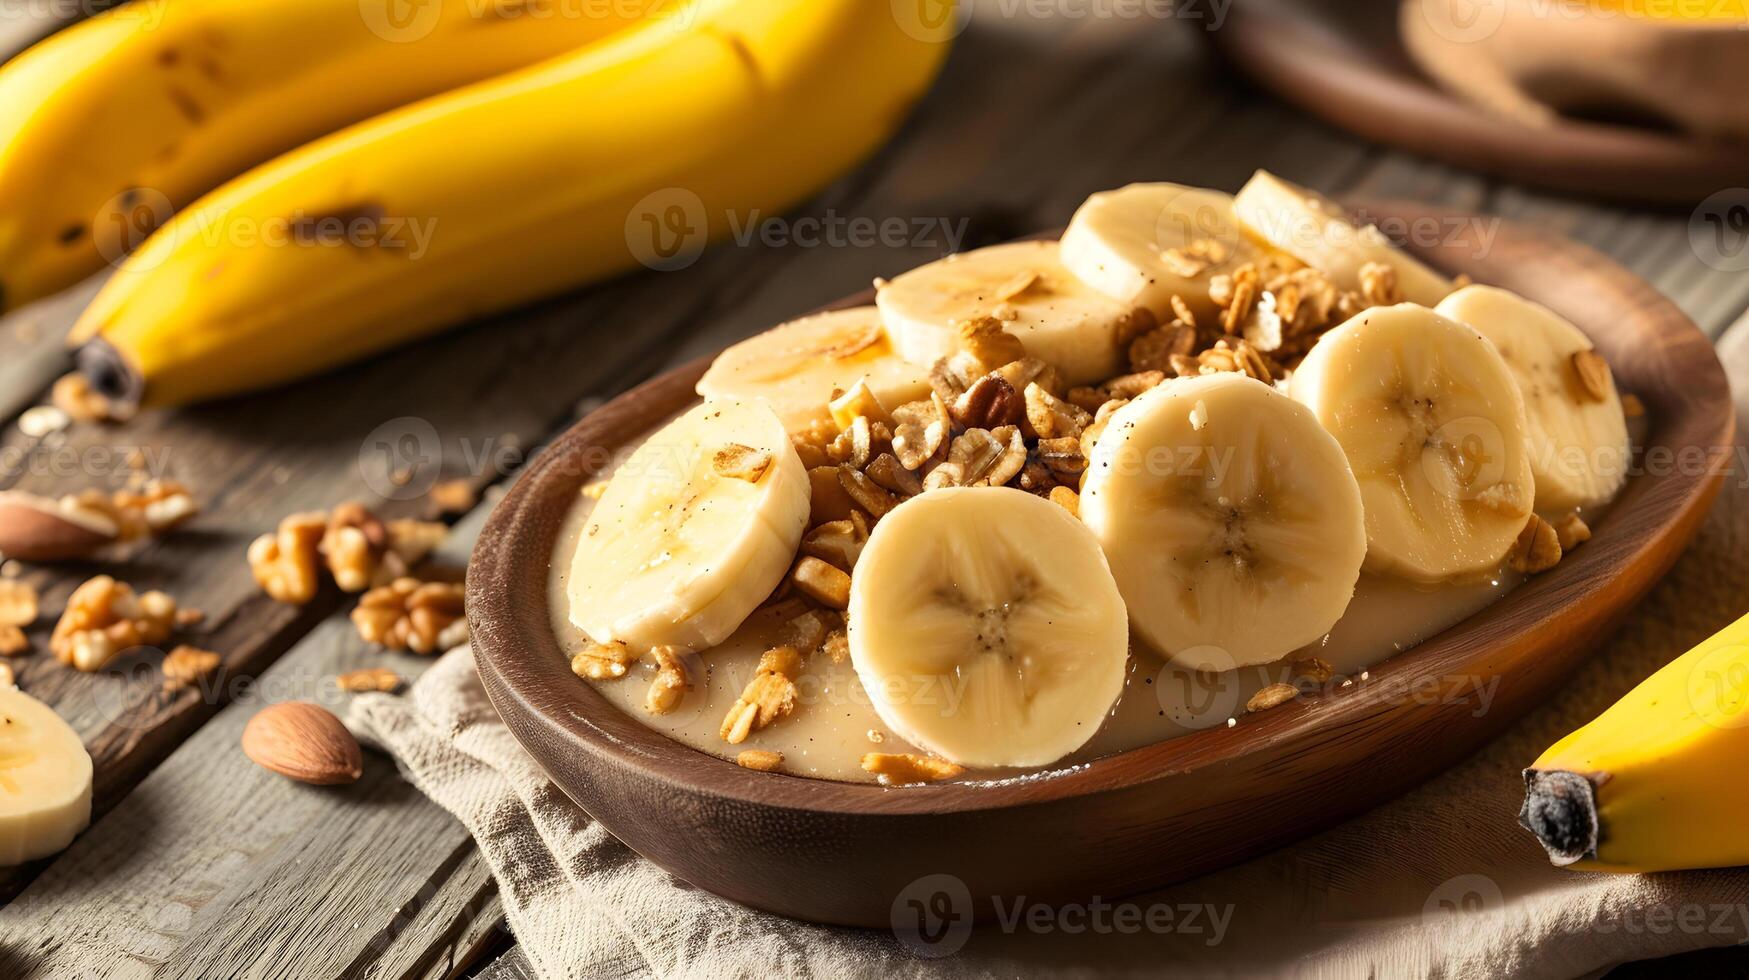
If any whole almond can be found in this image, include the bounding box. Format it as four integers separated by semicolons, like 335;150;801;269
0;491;119;561
241;701;363;785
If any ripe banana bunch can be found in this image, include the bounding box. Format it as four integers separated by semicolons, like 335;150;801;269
0;685;93;865
1234;170;1452;307
696;307;932;433
1080;373;1367;670
567;399;808;652
67;0;953;407
1436;285;1630;512
847;486;1130;768
0;0;657;311
1521;611;1749;873
1290;303;1536;584
875;240;1152;386
1059;182;1264;324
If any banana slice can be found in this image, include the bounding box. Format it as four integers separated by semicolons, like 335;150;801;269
1233;170;1452;307
568;399;809;651
874;240;1150;386
0;686;93;865
847;486;1129;768
1435;285;1629;511
1290;304;1536;584
1059;182;1263;324
1079;374;1367;670
696;307;931;433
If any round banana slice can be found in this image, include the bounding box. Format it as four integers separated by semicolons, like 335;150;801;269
1079;374;1367;670
568;399;809;651
874;240;1150;386
1290;304;1536;584
1059;182;1263;324
0;686;93;865
696;307;931;433
1233;170;1451;307
1435;285;1629;511
847;486;1129;768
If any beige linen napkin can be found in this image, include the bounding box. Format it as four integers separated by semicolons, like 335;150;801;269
347;330;1749;979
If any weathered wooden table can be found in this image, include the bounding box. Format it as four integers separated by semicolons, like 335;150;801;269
2;8;1746;978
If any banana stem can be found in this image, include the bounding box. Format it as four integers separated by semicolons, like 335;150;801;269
1519;768;1602;866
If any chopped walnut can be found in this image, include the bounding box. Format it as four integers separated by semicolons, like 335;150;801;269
571;639;638;680
713;443;774;483
992;357;1063;400
1473;482;1530;518
0;625;27;657
792;557;851;609
838;466;900;520
1553;513;1592;552
1621;393;1646;418
720;646;801;743
956;316;1027;373
951;375;1025;432
1509;514;1563;574
826;415;872;470
736;749;784;772
1570;350;1612;403
336;666;404;693
350;578;468;653
248;511;329;604
1035;436;1087;482
51;372;125;423
1247;682;1298;713
0;579;37;627
1048;485;1079;517
324;503;389;593
890;393;952;471
862;752;965;786
1023;383;1091;441
50;575;178;672
925;428;1003;490
800;513;870;572
1129;323;1197;373
112;480;200;535
161;645;221;690
645;645;689;714
386;518;448;567
864;452;922;498
1357;262;1400;307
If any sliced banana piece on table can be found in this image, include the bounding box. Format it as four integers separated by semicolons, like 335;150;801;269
696;307;931;434
875;240;1151;386
569;399;809;652
1233;170;1452;307
0;686;93;865
848;486;1129;768
1079;373;1367;670
1059;182;1264;324
1435;285;1629;512
1290;304;1536;584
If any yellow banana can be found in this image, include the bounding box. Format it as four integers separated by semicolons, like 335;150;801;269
1521;610;1749;872
69;0;954;408
0;0;660;310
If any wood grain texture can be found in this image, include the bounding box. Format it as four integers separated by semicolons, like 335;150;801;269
1211;0;1749;204
468;203;1733;927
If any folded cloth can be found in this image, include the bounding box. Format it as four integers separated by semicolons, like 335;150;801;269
347;327;1749;979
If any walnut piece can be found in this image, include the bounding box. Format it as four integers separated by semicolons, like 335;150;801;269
890;393;952;471
800;513;870;572
1570;350;1612;403
335;666;403;693
736;749;784;772
1246;682;1298;713
862;752;965;786
1023;383;1091;441
1509;514;1563;574
0;625;27;657
248;511;329;604
1358;261;1400;307
350;578;468;654
50;575;178;672
324;503;389;593
645;645;689;714
572;639;638;680
791;557;851;609
952;375;1024;431
161;645;221;690
0;579;38;627
720;646;801;744
1553;513;1592;553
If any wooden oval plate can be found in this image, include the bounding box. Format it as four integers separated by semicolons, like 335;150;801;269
1209;0;1749;204
468;201;1731;928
